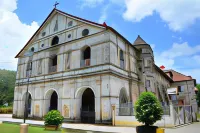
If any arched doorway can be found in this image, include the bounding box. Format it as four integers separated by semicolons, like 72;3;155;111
22;92;32;117
81;88;95;123
27;94;32;115
49;91;58;111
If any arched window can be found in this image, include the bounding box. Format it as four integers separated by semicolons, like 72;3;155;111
119;88;128;106
119;88;130;116
51;36;59;46
81;46;91;67
120;50;124;69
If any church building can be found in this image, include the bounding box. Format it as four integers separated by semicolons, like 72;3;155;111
13;8;196;124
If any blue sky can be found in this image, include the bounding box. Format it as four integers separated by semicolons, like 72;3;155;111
0;0;200;82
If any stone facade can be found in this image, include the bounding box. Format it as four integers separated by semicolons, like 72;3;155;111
13;9;196;124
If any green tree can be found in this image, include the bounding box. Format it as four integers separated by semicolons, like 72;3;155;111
0;69;16;106
196;84;200;107
135;92;163;126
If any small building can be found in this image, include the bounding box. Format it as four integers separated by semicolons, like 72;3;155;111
165;69;197;106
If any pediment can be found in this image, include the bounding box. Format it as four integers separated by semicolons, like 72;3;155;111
16;9;106;58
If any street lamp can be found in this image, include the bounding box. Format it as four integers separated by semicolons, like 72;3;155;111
23;70;31;123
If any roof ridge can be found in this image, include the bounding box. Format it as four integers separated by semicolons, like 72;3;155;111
171;69;189;77
55;9;105;28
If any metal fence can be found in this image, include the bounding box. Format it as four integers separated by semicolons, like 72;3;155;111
173;105;192;125
116;103;170;116
162;106;170;115
116;102;134;116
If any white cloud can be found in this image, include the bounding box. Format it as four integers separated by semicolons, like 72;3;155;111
123;0;200;31
79;0;125;7
161;42;200;58
154;42;200;82
79;0;104;8
172;35;182;42
0;0;39;70
98;4;109;23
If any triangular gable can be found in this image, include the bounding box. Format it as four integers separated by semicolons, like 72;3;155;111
133;35;147;45
15;8;106;58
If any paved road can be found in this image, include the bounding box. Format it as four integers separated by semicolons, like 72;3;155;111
165;122;200;133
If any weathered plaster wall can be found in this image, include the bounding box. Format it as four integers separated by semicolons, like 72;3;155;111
13;74;131;123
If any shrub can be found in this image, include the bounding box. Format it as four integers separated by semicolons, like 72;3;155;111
0;107;13;114
44;110;64;126
135;92;163;126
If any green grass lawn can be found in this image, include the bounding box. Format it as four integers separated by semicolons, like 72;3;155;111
0;123;109;133
197;113;200;119
0;123;62;133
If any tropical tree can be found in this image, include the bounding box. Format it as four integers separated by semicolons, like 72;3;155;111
196;84;200;107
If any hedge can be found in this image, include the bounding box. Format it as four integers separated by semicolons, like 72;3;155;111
0;107;13;114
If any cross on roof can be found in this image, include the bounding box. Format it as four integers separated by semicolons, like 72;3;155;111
54;1;59;8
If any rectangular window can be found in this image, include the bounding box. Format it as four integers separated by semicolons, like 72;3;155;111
178;86;184;92
144;59;151;67
26;62;32;77
52;56;57;66
120;50;125;69
27;62;32;71
144;59;148;67
49;55;57;73
146;80;151;88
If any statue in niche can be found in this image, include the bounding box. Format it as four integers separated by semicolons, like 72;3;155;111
63;105;69;118
35;105;39;115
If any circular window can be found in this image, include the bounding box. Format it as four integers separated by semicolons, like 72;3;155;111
68;34;71;38
41;44;44;47
31;47;34;52
82;29;89;36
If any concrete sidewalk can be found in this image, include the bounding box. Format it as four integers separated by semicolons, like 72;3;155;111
1;114;200;133
0;115;136;133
